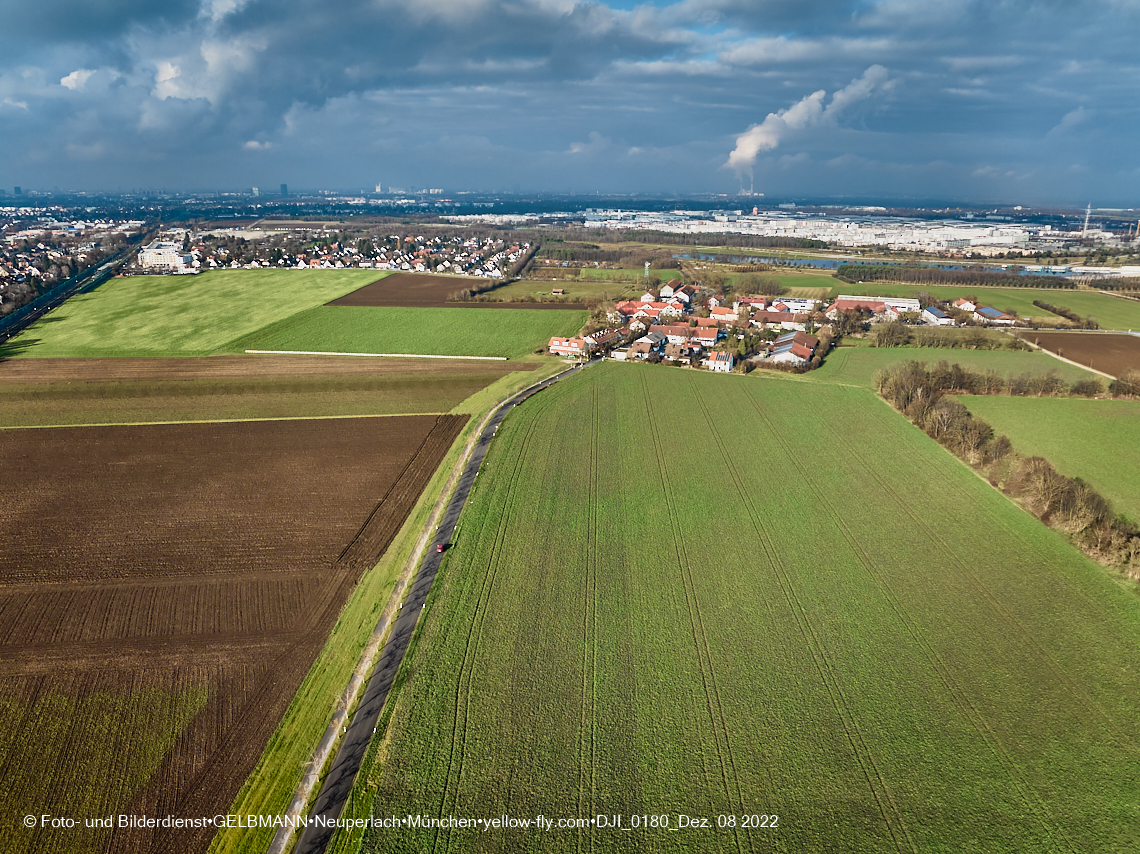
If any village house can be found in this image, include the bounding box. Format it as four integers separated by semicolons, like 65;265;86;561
649;324;695;345
691;326;720;347
703;351;734;372
547;337;594;357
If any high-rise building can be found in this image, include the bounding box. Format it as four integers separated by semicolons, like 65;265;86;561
252;187;260;197
280;183;288;197
375;182;383;193
14;186;21;195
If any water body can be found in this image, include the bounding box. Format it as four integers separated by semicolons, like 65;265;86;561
672;253;1071;277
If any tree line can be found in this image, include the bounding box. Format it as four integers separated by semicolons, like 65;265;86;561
874;358;1109;398
835;264;1077;289
875;360;1140;571
873;322;1031;351
1031;300;1099;329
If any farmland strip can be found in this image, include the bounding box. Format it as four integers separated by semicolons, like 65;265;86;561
824;391;1140;759
638;371;744;854
715;383;914;854
434;403;543;853
747;388;1065;852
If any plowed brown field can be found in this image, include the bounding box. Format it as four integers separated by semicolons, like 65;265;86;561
1018;330;1140;377
327;272;586;308
0;414;466;854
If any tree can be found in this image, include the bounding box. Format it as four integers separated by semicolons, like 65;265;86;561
875;321;910;348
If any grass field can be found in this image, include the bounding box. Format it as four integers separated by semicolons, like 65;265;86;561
576;267;684;283
800;345;1097;389
0;358;536;428
343;364;1140;853
1;269;381;358
231;306;587;360
960;395;1140;525
831;283;1140;328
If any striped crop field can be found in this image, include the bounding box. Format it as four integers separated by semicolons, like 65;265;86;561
346;362;1140;853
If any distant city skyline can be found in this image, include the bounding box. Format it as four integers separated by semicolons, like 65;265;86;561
1;1;1137;205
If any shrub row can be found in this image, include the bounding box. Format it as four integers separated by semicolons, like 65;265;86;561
1031;300;1099;329
875;360;1140;570
874;358;1102;399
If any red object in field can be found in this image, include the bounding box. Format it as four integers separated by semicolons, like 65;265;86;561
436;544;444;553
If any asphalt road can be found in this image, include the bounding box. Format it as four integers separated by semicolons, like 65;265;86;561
293;357;595;854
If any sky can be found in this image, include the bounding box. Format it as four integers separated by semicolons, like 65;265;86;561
1;0;1138;205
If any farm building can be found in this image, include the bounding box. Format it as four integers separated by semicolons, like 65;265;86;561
973;306;1015;325
922;306;955;326
585;328;621;349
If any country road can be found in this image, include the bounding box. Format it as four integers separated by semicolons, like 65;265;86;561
290;357;596;854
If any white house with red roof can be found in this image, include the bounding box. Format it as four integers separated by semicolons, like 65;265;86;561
703;351;734;372
548;337;594;357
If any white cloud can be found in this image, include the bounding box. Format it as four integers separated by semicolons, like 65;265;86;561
153;61;183;99
242;139;272;150
60;69;95;90
725;65;889;177
567;131;610;155
1047;106;1089;137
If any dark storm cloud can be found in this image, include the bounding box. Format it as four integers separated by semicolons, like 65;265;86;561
0;0;1137;202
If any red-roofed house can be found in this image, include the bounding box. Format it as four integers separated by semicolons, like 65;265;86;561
548;337;594;357
703;351;734;373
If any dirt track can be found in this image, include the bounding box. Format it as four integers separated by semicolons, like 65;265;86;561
0;414;466;854
328;272;587;309
1018;331;1140;378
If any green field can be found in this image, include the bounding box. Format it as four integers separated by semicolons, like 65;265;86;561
231;306;587;360
832;283;1140;328
344;364;1140;853
577;267;684;283
2;684;206;854
1;269;383;358
961;395;1140;525
802;345;1097;389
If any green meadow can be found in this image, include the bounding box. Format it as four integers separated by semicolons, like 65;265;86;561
962;395;1140;525
2;269;382;358
231;306;587;360
340;364;1140;853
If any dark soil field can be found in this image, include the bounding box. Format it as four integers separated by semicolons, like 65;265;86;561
0;414;466;854
1018;331;1140;377
328;272;587;308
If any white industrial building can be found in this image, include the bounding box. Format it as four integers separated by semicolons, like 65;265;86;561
138;241;194;272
